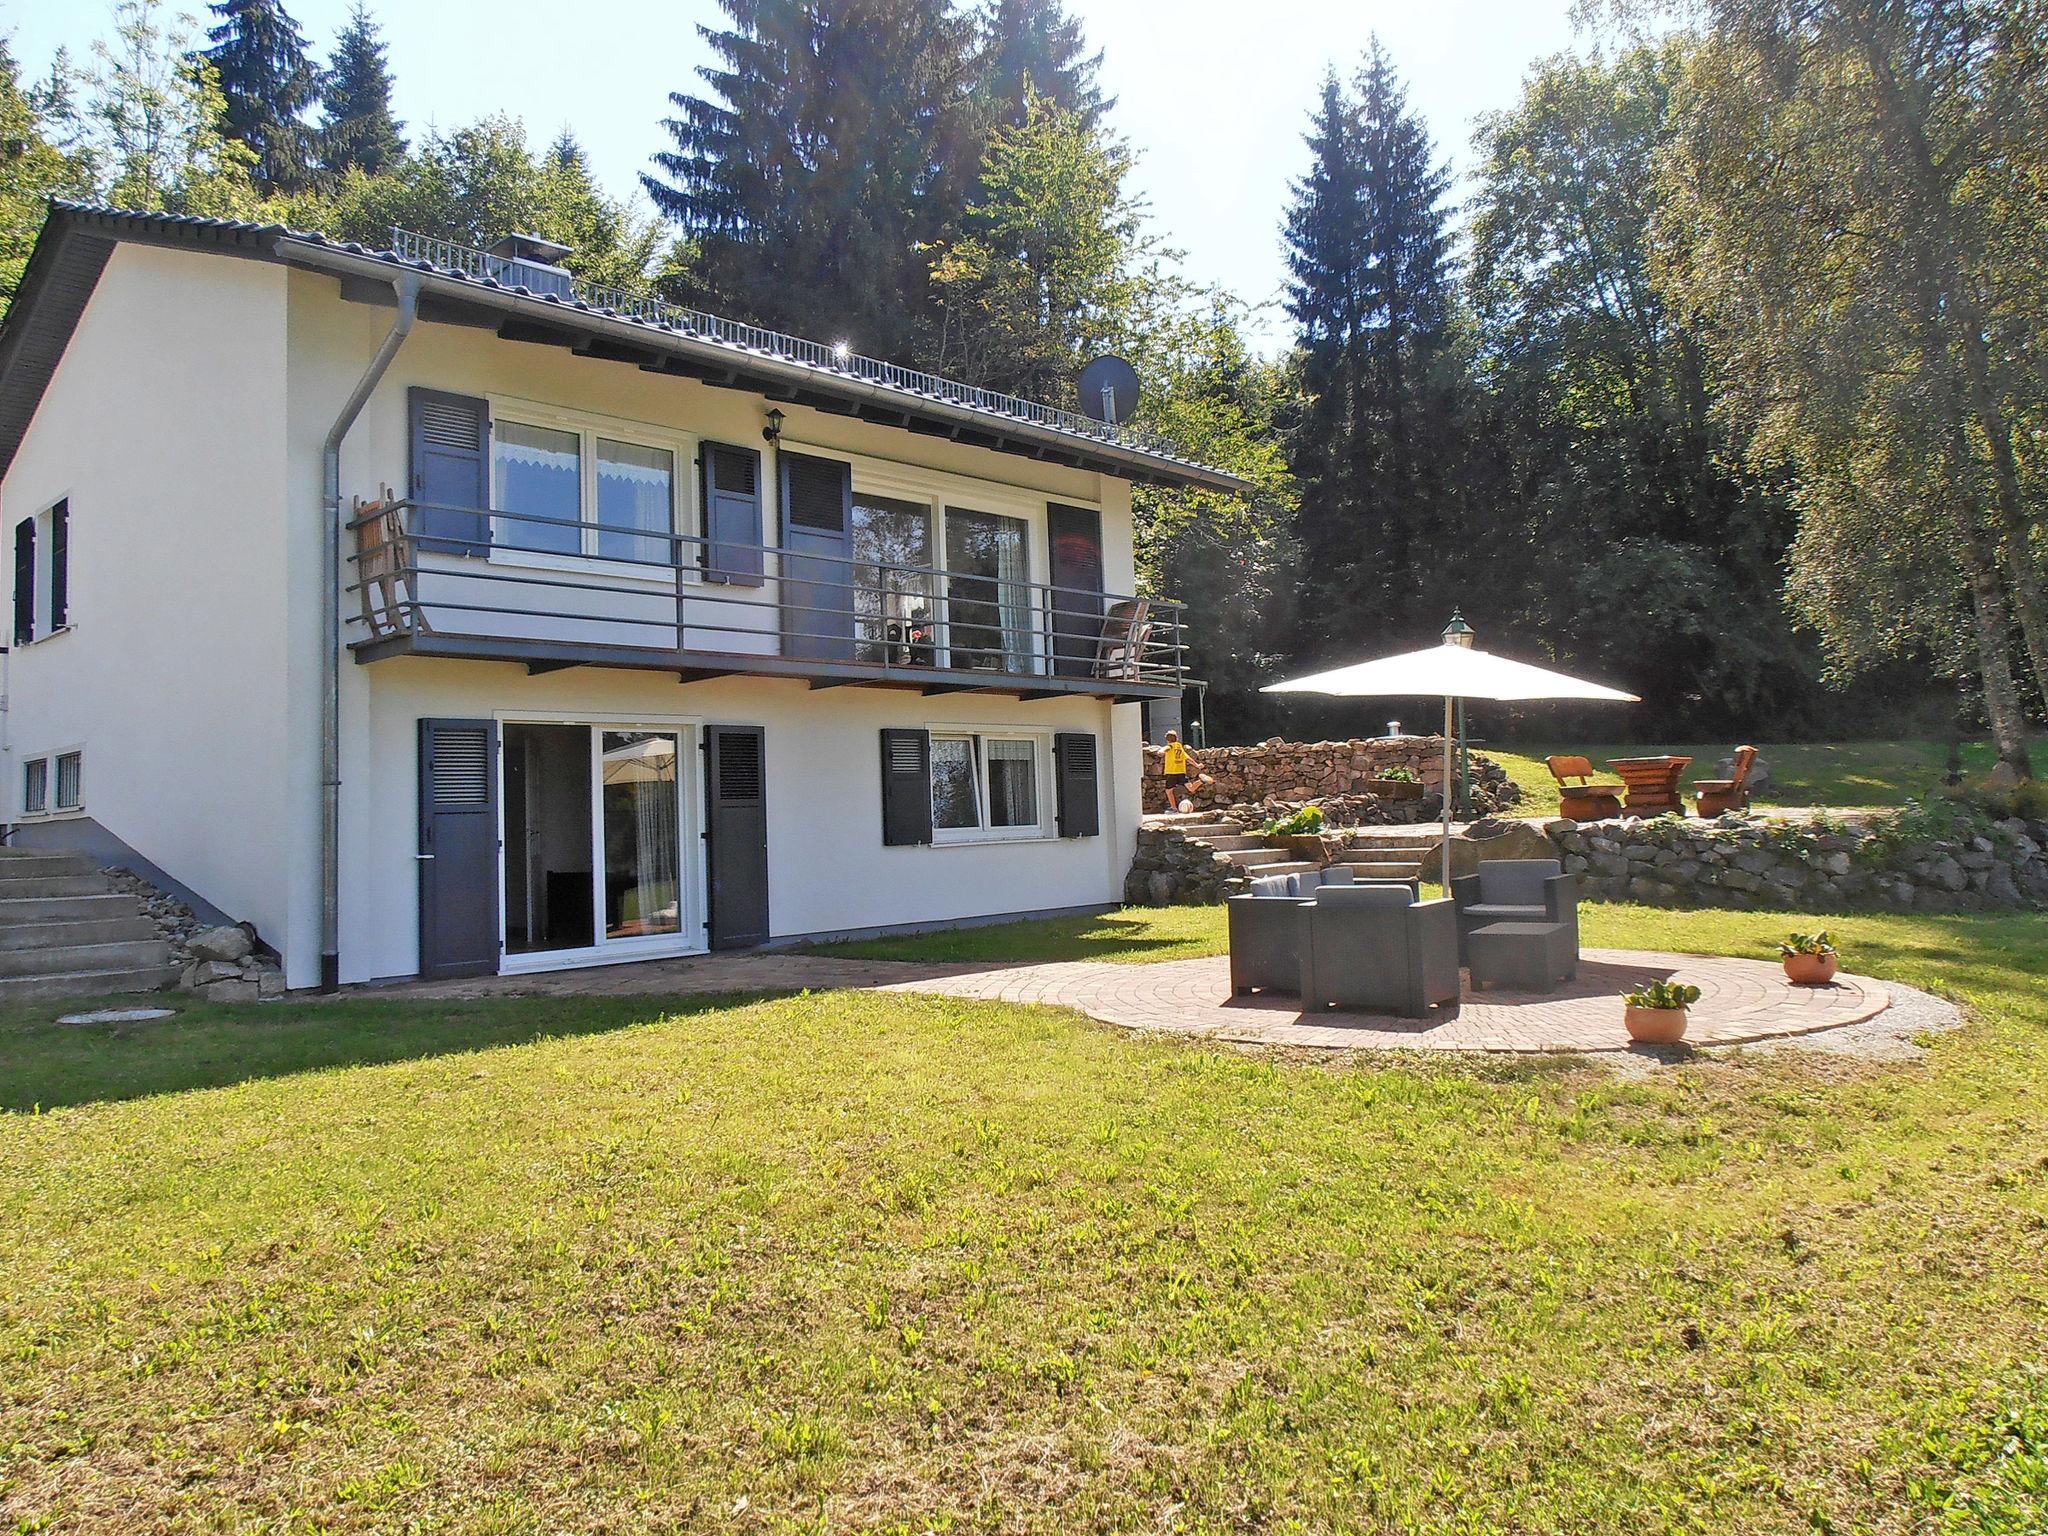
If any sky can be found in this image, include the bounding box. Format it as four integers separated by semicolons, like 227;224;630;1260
7;0;1596;351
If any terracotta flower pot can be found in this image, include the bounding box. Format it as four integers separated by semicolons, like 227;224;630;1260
1624;1004;1689;1044
1781;950;1839;986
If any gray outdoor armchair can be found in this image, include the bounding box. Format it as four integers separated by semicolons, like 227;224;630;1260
1449;858;1578;962
1297;885;1461;1019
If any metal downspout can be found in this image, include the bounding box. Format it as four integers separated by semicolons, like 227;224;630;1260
319;274;419;991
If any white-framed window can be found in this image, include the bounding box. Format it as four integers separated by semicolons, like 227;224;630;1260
21;756;47;816
490;408;681;565
929;730;1049;841
12;498;70;646
54;751;81;811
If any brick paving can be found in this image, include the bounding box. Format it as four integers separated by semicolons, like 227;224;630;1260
385;945;1890;1057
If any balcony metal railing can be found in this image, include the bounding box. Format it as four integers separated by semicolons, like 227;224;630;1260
346;498;1189;693
386;228;1187;461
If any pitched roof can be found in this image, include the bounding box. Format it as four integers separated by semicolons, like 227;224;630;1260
0;201;1254;494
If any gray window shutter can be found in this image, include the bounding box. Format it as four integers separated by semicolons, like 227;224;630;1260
12;517;34;645
1054;731;1100;838
48;500;67;632
409;388;490;556
701;443;764;586
880;728;933;846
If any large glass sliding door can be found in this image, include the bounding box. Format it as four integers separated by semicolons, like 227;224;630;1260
501;722;695;965
944;508;1032;672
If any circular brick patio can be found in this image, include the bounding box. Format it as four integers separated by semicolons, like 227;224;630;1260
888;948;1891;1054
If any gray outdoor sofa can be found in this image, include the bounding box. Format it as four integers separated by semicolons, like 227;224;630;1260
1226;867;1360;995
1448;858;1579;962
1298;885;1461;1018
1228;869;1456;1019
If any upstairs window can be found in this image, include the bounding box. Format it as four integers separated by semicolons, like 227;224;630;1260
492;416;677;563
12;499;69;646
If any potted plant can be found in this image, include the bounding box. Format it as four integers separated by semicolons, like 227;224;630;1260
1777;930;1839;986
1261;803;1333;861
1371;764;1425;802
1622;979;1701;1043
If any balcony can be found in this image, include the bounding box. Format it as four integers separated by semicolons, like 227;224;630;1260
346;499;1188;700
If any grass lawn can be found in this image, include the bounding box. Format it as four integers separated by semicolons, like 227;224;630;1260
4;905;2046;1532
1487;736;2045;817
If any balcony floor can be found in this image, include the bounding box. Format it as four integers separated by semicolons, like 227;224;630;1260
350;629;1179;701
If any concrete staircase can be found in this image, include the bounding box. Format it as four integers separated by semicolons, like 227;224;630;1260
0;848;177;1003
1144;812;1319;881
1339;832;1436;885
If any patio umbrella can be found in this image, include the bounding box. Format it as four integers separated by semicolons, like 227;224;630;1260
1262;613;1639;886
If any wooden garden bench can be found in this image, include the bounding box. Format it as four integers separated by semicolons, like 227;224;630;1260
1546;754;1624;820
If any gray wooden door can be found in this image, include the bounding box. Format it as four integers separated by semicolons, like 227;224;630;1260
705;725;769;949
779;452;855;661
418;717;501;978
1048;503;1104;677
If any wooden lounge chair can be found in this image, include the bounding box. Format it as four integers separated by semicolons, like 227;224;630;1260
1095;597;1152;680
1546;755;1623;820
353;487;429;638
1694;745;1757;818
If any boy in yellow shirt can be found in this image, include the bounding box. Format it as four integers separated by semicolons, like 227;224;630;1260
1161;730;1193;810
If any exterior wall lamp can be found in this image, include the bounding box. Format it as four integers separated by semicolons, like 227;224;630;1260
762;407;785;444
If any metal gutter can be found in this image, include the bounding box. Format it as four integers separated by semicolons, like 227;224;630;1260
318;272;419;990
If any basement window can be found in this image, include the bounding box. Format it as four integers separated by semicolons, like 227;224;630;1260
54;751;82;811
20;757;46;816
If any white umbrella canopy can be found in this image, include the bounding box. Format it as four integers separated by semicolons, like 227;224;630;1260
1262;627;1639;885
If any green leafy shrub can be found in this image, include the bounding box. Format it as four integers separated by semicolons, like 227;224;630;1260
1261;804;1325;838
1777;930;1836;958
1623;979;1701;1010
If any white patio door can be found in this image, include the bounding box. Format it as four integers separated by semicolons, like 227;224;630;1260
500;721;703;970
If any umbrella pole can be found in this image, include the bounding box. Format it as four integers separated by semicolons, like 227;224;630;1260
1441;695;1454;889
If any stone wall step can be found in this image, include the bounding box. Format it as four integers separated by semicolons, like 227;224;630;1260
1345;860;1424;879
0;850;101;877
0;914;158;951
1184;833;1263;852
0;963;179;1003
0;892;142;926
0;873;113;900
1245;860;1318;879
1224;848;1296;868
0;937;172;979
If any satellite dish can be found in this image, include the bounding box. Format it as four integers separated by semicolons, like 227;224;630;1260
1078;354;1141;426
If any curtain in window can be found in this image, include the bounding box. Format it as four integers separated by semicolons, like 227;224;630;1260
601;732;680;938
596;439;673;563
945;509;1030;672
494;421;581;554
986;739;1038;828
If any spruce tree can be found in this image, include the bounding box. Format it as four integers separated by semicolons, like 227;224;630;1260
203;0;318;194
644;0;979;360
1280;43;1463;661
318;1;404;179
974;0;1108;129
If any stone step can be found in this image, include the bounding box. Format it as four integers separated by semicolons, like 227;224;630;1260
0;891;144;925
1246;860;1318;879
1183;833;1264;852
0;913;157;951
0;892;142;926
0;850;101;877
1224;847;1299;868
0;937;172;979
0;873;111;900
0;963;179;1004
1345;860;1424;880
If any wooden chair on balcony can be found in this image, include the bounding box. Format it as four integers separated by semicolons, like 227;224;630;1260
1095;597;1152;681
352;487;429;638
1694;745;1758;817
1546;754;1624;820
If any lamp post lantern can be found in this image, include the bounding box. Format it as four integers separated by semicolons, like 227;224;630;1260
1442;609;1476;648
1441;611;1476;818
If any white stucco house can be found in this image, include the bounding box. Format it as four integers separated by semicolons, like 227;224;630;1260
0;203;1246;989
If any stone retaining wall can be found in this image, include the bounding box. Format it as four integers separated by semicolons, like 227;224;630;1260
1144;736;1517;818
1550;810;2048;912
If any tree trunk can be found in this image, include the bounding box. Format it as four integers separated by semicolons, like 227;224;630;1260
1962;516;2035;778
1952;322;2048;709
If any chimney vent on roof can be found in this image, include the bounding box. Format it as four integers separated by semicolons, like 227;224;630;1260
484;232;575;298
